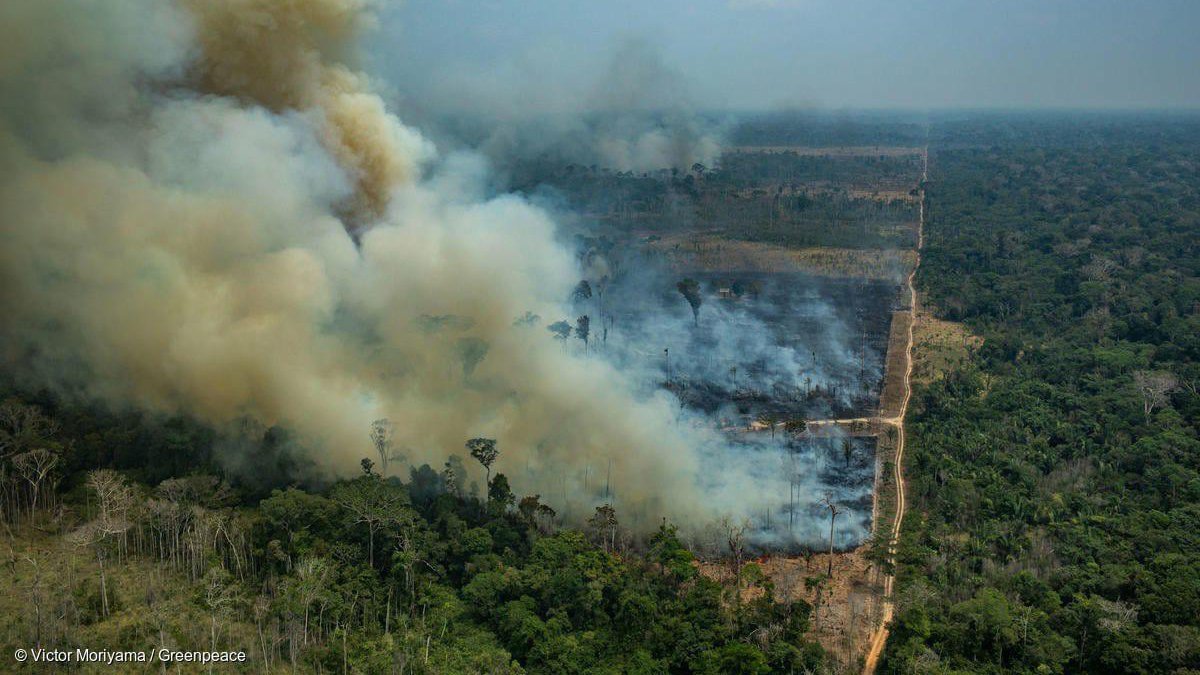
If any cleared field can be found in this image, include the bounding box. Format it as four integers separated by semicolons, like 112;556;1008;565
698;550;882;671
876;310;912;420
727;146;924;157
643;233;916;280
910;308;982;385
606;271;897;422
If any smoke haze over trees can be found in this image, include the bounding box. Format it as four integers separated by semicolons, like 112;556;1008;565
0;0;876;545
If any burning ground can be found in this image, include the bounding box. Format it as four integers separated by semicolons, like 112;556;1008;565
0;0;910;551
552;243;899;549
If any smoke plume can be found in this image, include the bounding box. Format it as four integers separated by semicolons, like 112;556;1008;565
381;36;725;176
0;0;872;546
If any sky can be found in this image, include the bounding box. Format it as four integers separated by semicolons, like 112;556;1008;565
369;0;1200;112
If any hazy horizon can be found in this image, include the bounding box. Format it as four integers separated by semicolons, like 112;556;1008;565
370;0;1200;114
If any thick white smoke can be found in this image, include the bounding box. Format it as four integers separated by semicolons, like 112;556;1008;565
381;36;725;175
0;0;819;535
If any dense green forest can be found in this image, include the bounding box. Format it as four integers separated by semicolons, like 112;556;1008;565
883;118;1200;673
0;395;824;673
728;112;927;149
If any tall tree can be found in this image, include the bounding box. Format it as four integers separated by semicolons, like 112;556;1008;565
466;438;499;487
369;418;395;476
819;494;842;577
575;315;591;353
547;320;572;349
0;401;58;459
588;504;620;553
571;280;592;304
488;473;515;514
676;278;703;326
722;517;750;617
330;476;410;568
12;447;59;522
67;470;134;617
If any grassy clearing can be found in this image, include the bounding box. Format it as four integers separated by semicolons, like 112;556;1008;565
644;233;915;280
909;308;981;386
726;146;924;158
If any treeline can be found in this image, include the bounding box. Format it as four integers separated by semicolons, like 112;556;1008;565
715;153;921;192
510;153;919;250
729;112;927;149
882;117;1200;673
0;397;826;673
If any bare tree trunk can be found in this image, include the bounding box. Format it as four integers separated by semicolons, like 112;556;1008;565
257;619;270;673
368;524;376;569
96;549;109;617
827;510;836;577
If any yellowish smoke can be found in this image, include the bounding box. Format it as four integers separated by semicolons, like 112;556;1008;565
0;0;783;534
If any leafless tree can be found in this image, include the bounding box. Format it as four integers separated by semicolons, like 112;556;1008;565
12;447;60;522
0;401;58;459
253;593;274;672
1082;255;1119;282
720;516;750;614
370;418;396;476
67;470;134;617
22;551;52;648
819;494;842;577
203;566;240;674
782;450;801;532
1133;370;1179;421
1096;597;1139;634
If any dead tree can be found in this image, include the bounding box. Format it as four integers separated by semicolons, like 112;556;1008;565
820;494;842;578
0;401;59;458
782;449;801;532
22;552;51;648
722;517;750;615
12;447;59;523
67;470;134;617
1133;370;1178;422
369;418;396;476
203;566;239;660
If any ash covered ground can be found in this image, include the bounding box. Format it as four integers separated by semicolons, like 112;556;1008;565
571;261;899;549
607;272;895;420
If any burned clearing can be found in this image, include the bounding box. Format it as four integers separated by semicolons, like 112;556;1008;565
599;271;896;550
708;433;879;550
603;272;900;422
531;144;924;551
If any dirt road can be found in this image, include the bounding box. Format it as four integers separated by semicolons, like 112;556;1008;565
860;148;926;674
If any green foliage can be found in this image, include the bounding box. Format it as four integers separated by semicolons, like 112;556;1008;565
0;402;815;673
884;118;1200;674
